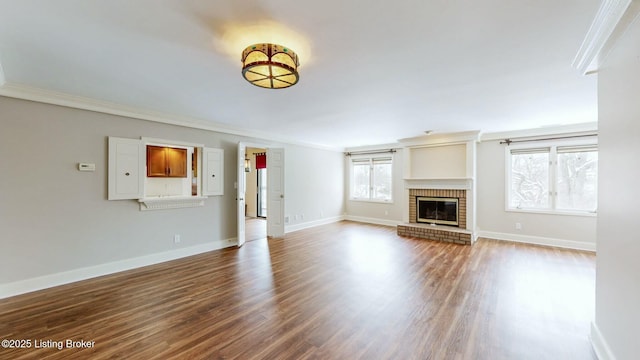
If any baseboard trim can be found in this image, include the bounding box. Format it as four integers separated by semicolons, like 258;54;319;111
344;215;402;227
285;216;345;233
591;322;617;360
477;231;596;252
0;238;235;299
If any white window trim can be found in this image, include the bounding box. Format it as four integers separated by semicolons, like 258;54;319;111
349;153;394;203
504;137;598;216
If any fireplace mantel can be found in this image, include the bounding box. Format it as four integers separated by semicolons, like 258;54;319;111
403;178;472;190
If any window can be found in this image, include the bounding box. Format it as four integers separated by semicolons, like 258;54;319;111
507;142;597;214
350;156;393;202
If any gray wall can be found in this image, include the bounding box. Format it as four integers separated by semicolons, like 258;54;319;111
343;139;597;249
0;96;345;285
476;139;597;246
344;150;404;224
595;14;640;360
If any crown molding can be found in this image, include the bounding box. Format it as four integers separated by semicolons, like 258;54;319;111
344;142;402;153
573;0;640;74
398;130;481;147
480;122;598;142
0;82;343;152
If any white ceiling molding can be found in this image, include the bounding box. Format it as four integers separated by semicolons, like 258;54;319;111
480;122;598;142
0;82;342;152
573;0;639;74
344;142;403;153
398;131;481;147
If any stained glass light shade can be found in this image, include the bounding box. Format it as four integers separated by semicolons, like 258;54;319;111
241;43;300;89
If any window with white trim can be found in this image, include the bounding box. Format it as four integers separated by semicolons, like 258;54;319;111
507;142;597;213
350;156;393;202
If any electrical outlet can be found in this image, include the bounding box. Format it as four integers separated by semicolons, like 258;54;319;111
515;223;522;230
285;216;290;224
384;210;389;216
300;214;304;220
174;234;181;244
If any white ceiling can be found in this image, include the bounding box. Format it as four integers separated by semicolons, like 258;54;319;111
0;0;600;149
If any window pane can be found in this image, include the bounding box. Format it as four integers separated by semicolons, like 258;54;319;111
510;152;549;209
352;163;370;199
556;151;598;211
372;162;392;201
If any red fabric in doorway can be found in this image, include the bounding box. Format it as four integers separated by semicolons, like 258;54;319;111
256;153;266;169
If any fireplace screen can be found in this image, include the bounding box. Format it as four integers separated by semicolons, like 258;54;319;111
416;197;459;226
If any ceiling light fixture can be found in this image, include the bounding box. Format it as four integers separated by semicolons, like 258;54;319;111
241;43;300;89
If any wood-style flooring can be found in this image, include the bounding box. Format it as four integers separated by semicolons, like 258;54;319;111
245;217;267;242
0;221;596;360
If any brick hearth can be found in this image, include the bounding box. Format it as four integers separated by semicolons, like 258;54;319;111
397;223;472;245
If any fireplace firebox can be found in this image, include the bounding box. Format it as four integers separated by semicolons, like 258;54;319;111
416;197;459;226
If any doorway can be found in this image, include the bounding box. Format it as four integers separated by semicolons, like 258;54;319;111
257;167;267;218
245;147;267;242
237;142;285;247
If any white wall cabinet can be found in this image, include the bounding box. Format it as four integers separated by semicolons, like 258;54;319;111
108;137;144;200
202;148;224;196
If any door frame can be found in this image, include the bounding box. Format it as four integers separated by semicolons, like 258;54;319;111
237;141;285;243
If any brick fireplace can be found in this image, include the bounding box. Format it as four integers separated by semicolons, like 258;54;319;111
409;189;466;228
396;132;479;245
398;188;474;245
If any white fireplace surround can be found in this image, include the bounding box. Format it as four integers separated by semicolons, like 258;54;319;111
399;132;479;240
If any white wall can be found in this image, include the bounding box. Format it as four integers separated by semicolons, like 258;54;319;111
476;140;597;250
0;96;345;296
594;13;640;360
409;144;466;179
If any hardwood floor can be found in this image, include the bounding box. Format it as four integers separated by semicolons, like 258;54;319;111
0;221;596;360
245;217;267;242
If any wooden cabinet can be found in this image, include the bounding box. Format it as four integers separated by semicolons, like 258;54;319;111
146;145;187;177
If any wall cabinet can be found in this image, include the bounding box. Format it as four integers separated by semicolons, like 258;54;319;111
108;137;224;208
202;148;224;196
146;145;187;177
108;137;144;200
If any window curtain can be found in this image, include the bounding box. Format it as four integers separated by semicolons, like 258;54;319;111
255;152;266;169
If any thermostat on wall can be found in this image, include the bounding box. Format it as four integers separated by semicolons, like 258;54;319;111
78;163;96;172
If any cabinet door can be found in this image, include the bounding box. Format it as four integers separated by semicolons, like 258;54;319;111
108;137;143;200
167;147;187;177
147;145;168;177
203;148;224;196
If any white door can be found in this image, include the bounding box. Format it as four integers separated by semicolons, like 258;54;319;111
267;148;285;238
237;143;246;247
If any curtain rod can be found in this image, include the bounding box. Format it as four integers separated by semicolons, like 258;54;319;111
500;133;597;145
344;149;397;156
